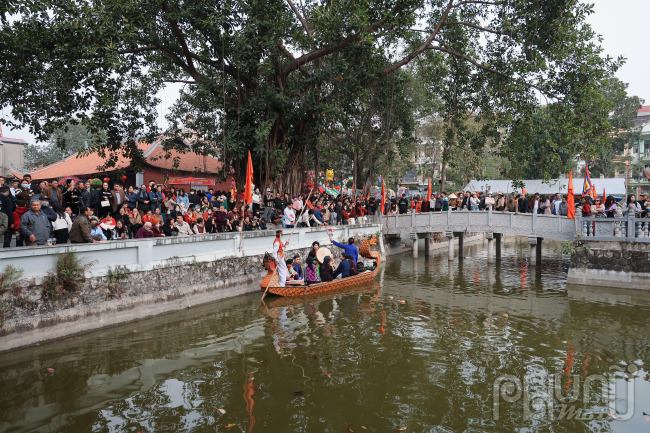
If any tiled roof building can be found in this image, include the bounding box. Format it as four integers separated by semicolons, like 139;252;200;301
11;137;229;191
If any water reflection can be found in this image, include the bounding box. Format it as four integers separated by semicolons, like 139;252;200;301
1;237;649;433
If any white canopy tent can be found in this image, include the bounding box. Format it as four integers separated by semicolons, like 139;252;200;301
463;177;627;196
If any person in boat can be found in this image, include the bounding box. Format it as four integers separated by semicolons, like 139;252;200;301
344;253;357;276
329;234;359;265
307;241;319;260
320;256;334;282
333;252;352;279
291;255;303;280
273;229;290;286
305;256;320;285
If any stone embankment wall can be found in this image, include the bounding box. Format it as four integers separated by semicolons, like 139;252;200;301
0;224;381;353
567;241;650;290
0;248;304;353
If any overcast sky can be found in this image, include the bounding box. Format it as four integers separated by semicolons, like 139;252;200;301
3;0;649;144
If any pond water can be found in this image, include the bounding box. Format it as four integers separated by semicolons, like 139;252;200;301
1;237;649;433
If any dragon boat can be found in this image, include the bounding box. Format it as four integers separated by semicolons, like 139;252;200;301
260;237;381;297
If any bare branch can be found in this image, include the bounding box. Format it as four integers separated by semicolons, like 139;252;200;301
376;0;455;79
163;80;198;84
443;21;502;35
452;0;504;7
286;0;312;38
117;46;159;54
276;41;312;77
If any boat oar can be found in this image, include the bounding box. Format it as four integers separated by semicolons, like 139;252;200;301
261;186;315;301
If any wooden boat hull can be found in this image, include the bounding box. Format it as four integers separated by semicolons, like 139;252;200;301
260;251;381;297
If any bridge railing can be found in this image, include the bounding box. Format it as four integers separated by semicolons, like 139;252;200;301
379;209;650;242
578;216;650;242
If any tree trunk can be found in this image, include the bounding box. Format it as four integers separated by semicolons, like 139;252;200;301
440;161;446;193
274;149;304;197
353;149;358;197
314;146;320;187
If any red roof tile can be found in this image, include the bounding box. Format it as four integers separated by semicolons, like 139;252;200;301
145;146;222;173
17;138;223;180
639;105;650;114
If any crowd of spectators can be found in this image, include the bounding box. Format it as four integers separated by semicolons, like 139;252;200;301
0;174;645;248
0;175;378;248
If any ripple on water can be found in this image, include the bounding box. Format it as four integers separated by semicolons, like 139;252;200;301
1;238;650;433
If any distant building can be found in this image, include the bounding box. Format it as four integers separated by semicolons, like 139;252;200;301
9;136;230;191
0;126;27;177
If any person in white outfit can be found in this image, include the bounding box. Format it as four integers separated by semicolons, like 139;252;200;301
273;230;289;286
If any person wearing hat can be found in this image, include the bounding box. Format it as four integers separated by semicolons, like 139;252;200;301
329;234;359;265
485;191;495;210
495;191;506;211
38;194;57;236
20;198;51;246
89;216;107;241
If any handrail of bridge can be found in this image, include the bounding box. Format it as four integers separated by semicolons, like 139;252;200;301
379;208;650;242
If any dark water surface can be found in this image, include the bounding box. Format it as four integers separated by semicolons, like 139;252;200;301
1;238;649;433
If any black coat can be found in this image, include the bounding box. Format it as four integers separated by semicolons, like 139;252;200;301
518;198;530;213
0;193;15;222
136;190;150;210
320;264;334;282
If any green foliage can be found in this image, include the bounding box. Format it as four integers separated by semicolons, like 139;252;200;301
561;237;591;255
105;266;129;298
589;77;644;178
0;0;620;191
90;178;103;188
0;265;26;295
22;123;102;169
42;253;96;299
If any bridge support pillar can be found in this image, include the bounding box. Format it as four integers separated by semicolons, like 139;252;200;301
458;234;464;260
486;233;494;264
528;236;543;266
410;233;418;259
446;231;454;261
424;237;430;257
495;234;502;261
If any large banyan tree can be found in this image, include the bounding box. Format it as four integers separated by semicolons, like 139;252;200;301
1;0;619;192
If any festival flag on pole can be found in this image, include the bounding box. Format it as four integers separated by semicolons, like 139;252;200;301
230;177;237;202
583;165;596;199
244;151;254;204
567;171;575;220
603;187;606;202
593;183;598;201
427;177;432;201
380;177;386;214
522;187;528;195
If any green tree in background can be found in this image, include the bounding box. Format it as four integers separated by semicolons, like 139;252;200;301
1;0;621;194
23;124;97;169
589;77;644;178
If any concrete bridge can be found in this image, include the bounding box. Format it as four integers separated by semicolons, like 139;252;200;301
380;209;650;265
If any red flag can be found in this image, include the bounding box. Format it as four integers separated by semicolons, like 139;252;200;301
567;171;575;220
427;177;432;202
603;187;606;201
593;183;598;201
244;151;254;204
522;187;528;195
381;177;386;214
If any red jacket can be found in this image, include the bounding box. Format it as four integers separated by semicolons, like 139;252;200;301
13;206;28;231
